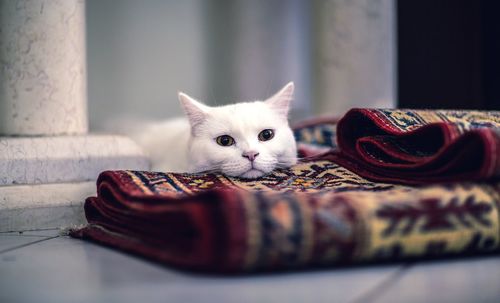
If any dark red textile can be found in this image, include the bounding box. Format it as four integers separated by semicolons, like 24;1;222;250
70;109;500;273
325;109;500;185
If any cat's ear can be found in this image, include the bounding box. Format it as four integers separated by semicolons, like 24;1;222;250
178;92;209;129
265;82;294;118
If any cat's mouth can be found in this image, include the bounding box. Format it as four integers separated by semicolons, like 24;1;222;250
239;168;266;179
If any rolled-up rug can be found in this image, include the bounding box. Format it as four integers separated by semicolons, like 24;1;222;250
328;109;500;185
71;109;500;273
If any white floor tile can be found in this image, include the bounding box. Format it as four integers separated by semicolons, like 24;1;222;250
0;236;402;303
370;257;500;303
0;235;52;253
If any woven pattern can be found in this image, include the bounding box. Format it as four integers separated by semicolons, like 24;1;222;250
121;161;395;196
293;117;337;157
330;109;500;184
71;109;500;273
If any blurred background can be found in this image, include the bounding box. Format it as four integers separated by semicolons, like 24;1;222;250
86;0;500;131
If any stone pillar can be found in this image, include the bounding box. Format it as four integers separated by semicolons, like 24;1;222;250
0;0;149;232
313;0;396;114
0;0;88;135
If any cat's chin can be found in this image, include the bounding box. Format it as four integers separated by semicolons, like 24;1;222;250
237;169;267;179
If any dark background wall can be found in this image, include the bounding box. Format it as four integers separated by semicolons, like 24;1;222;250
398;0;500;110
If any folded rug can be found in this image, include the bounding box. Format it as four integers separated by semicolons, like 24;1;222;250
71;109;500;273
327;109;500;185
71;164;500;273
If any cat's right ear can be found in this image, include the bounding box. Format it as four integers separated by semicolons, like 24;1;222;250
178;92;209;129
265;82;294;119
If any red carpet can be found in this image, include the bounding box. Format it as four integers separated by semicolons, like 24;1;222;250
71;109;500;273
327;109;500;185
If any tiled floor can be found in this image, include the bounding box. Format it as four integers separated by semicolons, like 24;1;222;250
0;230;499;303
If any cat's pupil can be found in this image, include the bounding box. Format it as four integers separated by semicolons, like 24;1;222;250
258;129;274;141
216;135;235;146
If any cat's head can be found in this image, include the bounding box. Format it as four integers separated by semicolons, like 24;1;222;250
178;82;297;179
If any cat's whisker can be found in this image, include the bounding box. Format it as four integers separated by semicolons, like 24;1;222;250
273;159;295;163
195;162;228;174
196;166;220;173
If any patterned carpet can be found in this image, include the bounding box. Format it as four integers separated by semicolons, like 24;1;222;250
330;109;500;184
71;109;500;273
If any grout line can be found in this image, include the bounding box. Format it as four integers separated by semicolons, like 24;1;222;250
0;236;60;255
0;234;51;238
348;263;414;303
0;228;62;234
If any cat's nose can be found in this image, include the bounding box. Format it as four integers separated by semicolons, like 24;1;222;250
242;151;259;161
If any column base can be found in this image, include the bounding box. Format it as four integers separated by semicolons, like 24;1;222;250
0;182;95;232
0;134;150;231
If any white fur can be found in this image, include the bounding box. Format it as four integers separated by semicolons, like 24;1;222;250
132;82;297;179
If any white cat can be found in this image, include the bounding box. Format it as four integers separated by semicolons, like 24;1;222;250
133;82;297;179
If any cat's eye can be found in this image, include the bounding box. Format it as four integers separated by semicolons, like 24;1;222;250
258;129;274;141
216;135;235;146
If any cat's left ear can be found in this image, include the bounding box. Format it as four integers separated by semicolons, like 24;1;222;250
265;82;294;118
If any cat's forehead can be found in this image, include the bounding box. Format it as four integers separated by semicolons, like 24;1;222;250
206;101;284;132
213;102;277;121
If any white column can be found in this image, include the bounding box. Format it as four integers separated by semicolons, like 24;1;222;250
313;0;396;114
0;0;88;135
0;0;149;232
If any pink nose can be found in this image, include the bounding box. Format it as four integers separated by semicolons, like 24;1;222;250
242;151;259;161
